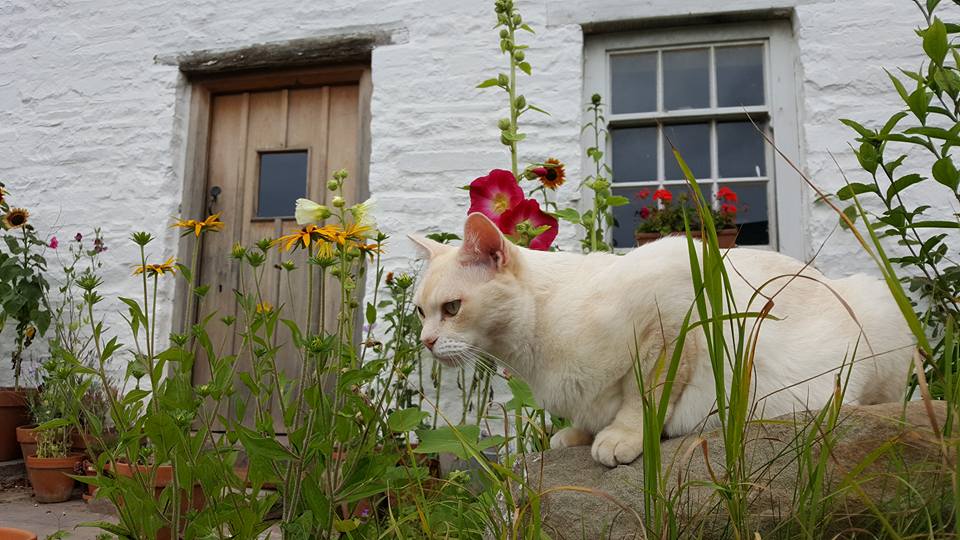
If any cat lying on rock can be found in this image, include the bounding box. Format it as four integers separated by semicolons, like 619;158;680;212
410;213;914;467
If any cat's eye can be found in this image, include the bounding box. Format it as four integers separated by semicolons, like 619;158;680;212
416;305;425;318
442;299;461;317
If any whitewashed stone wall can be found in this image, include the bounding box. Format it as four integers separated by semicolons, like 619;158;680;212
0;0;955;393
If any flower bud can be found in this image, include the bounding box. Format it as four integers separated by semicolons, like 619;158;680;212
332;196;345;208
514;50;525;61
230;243;247;259
327;179;340;191
497;73;509;86
593;178;610;190
499;29;508;38
498;118;511;130
513;14;521;25
500;133;511;145
514;95;526;109
591;93;602;106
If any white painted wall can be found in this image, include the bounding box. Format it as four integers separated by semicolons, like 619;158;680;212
0;0;955;392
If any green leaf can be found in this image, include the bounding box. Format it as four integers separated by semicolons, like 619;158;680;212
932;156;960;189
905;126;960;143
520;23;535;33
886;174;924;202
913;220;960;228
413;425;480;460
476;78;500;89
365;302;376;326
607;195;630;207
837;182;879;201
924;17;949;66
855;142;879;174
887;70;910;104
387;407;428;432
237;426;295;461
840;118;875;140
518;62;531;76
552;208;581;223
505;377;537;411
880;112;908;137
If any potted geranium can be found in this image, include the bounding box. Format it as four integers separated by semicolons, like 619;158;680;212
634;186;741;248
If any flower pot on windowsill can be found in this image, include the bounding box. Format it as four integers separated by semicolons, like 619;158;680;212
25;453;84;503
635;228;738;249
112;461;206;540
0;388;32;461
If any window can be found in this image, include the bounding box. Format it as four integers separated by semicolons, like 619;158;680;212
257;150;309;218
584;22;804;256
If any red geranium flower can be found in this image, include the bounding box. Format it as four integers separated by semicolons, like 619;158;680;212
498;198;558;251
717;186;738;202
469;169;524;222
636;189;650;200
639;207;651;219
652;189;672;203
721;203;737;215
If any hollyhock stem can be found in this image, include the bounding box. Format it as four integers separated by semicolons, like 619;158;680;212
507;18;519;178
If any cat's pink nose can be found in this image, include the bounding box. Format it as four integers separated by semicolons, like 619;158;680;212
424;336;438;351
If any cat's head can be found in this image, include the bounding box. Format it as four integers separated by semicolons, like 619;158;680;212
410;213;535;367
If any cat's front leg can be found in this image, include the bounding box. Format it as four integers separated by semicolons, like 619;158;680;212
549;425;594;448
591;382;645;467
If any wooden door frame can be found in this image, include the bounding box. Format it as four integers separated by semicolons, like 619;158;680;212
172;64;373;337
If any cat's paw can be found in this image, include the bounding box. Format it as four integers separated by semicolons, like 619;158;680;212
549;426;594;449
591;425;643;467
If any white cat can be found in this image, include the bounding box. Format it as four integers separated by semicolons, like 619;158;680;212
411;213;914;466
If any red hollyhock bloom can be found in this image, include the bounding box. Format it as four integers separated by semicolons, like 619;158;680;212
468;169;524;222
652;189;672;203
498;198;558;251
721;203;737;215
639;207;651;219
717;186;738;202
636;189;650;200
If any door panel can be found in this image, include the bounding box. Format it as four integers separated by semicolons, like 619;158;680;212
194;83;360;432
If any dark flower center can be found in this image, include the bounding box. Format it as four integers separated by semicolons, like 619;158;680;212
8;212;26;226
545;169;557;181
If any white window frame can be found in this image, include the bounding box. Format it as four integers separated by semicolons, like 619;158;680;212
583;20;805;258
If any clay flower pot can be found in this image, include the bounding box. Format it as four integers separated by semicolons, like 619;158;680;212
0;389;31;461
15;425;38;461
25;453;83;503
635;228;739;248
113;461;205;540
0;528;38;540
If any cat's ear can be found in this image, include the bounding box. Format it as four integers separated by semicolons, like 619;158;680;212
460;212;513;270
408;234;450;260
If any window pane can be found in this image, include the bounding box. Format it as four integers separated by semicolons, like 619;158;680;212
611;52;657;114
664;182;713;209
663;48;709;110
719;181;769;245
716;45;764;107
612;127;657;182
258;151;308;218
611;186;656;248
663;123;710;180
718;121;766;178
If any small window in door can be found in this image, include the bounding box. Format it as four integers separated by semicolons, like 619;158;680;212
257;150;308;218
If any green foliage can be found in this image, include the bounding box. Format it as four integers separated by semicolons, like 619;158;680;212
836;2;960;397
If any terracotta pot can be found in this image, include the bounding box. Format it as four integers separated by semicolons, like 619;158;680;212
81;462;97;501
15;425;37;461
635;228;739;249
113;462;205;540
0;528;38;540
0;389;31;461
25;453;83;503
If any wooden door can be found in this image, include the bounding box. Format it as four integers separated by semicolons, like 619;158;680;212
191;82;363;430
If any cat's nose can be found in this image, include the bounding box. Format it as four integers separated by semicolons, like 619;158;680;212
424;336;438;351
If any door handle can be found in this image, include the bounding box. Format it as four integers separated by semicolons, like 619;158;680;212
208;185;222;215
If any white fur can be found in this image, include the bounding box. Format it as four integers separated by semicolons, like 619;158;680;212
411;215;915;466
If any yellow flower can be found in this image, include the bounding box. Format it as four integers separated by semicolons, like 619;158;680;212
255;301;273;314
356;242;383;258
133;256;178;277
294;198;331;225
334;223;372;246
3;208;29;229
272;224;338;252
171;213;224;237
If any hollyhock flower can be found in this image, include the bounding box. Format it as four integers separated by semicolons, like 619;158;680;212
529;158;566;190
652;189;672;203
717;186;738;202
636;189;650;200
295;198;331;225
497;198;558;251
468;169;524;222
48;237;58;249
639;207;651;219
74;232;82;242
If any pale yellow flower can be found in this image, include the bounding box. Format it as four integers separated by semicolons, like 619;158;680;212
295;198;331;225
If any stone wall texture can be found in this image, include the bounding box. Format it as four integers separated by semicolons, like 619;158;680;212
1;0;957;386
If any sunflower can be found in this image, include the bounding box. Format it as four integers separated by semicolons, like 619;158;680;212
531;158;566;190
133;256;178;277
3;208;29;229
171;213;225;237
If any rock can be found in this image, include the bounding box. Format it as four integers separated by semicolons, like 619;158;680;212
520;402;953;539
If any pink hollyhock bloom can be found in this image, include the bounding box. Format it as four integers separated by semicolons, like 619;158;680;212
497;198;558;251
48;236;58;249
468;169;524;222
